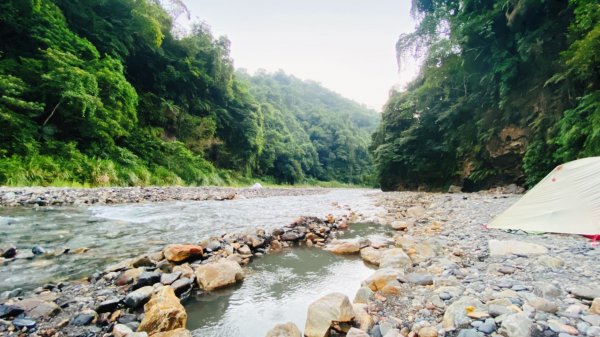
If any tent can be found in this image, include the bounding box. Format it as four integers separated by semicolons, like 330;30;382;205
489;157;600;235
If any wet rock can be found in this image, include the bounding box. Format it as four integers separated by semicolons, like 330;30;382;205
163;244;203;263
0;304;24;318
281;232;301;241
32;246;46;255
136;271;161;288
571;287;600;301
498;313;532;337
1;245;17;258
406;206;426;218
151;328;192;337
171;278;193;297
116;267;144;286
12;317;36;329
132;256;155;268
172;264;194;279
194;259;244;291
488;240;548;256
0;288;22;300
70;310;97;326
96;297;121;313
347;327;371;337
125;286;154;309
380;248;412;270
442;296;484;329
360;247;382;266
265;322;302;337
15;298;61;319
304;292;355;337
326;241;361;254
138;286;186;334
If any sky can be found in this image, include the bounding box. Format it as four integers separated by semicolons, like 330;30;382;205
181;1;417;110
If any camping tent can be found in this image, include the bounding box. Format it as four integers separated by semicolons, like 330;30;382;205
488;157;600;235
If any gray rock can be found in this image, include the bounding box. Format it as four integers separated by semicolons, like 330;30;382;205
586;326;600;337
135;271;161;288
160;272;181;285
171;277;193;296
582;316;600;327
70;312;96;326
458;329;484;337
124;286;153;309
439;292;452;300
499;313;532;337
570;287;600;300
0;304;24;318
478;319;497;334
96;297;121;313
405;273;434;286
31;246;46;255
12;317;36;329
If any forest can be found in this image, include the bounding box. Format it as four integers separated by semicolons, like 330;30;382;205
372;0;600;191
0;0;377;187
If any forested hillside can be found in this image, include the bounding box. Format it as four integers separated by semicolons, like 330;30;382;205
238;71;378;184
0;0;376;186
372;0;599;191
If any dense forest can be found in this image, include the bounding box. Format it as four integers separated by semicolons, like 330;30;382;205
0;0;377;186
372;0;600;191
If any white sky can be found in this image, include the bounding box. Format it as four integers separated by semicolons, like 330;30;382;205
181;1;417;111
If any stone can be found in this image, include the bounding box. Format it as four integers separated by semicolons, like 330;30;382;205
265;322;302;337
116;268;144;286
132;256;155;268
354;286;375;304
571;287;600;301
12;317;36;329
390;221;412;231
353;303;374;331
1;245;17;258
536;256;565;269
582;315;600;327
527;298;558;313
171;278;193;296
113;323;134;337
96;297;121;313
406;206;426;218
194;259;244;291
70;311;97;326
238;244;251;255
326;241;361;254
488;240;548;256
478;319;497;334
160;272;182;285
15;298;61;319
137;286;186;334
404;273;434;286
590;298;600;314
380;248;412;270
360;247;383;266
442;296;484;329
457;329;484;337
136;271;161;288
347;328;371;337
548;320;580;335
172;264;194;279
362;268;403;292
151;328;193;337
498;313;532;337
31;246;46;255
586;326;600;337
163;244;203;263
449;185;463;193
419;326;438;337
125;286;154;309
0;304;24;318
304;292;355;337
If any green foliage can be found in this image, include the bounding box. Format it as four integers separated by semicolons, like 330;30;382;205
373;0;600;190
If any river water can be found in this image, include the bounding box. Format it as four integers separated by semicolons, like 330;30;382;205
0;189;383;292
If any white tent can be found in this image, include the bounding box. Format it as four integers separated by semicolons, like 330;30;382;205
489;157;600;235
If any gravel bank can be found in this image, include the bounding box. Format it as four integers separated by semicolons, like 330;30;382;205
0;186;328;207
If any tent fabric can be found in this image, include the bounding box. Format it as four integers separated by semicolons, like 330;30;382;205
489;157;600;235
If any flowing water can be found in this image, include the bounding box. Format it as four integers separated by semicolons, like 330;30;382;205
0;189;382;292
185;222;392;337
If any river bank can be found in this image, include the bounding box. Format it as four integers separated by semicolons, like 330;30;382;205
0;190;599;337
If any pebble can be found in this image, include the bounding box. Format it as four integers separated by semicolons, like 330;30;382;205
70;312;95;326
96;297;121;313
12;317;36;329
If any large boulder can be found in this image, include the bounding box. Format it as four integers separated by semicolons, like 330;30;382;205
151;328;193;337
442;296;484;329
265;322;302;337
194;259;244;291
360;247;382;266
137;286;187;334
488;240;548;256
379;248;412;270
498;313;532;337
361;268;403;294
326;241;361;255
163;244;203;263
124;286;154;309
304;293;355;337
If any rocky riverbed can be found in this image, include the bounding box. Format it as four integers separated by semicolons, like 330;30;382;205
0;189;599;337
